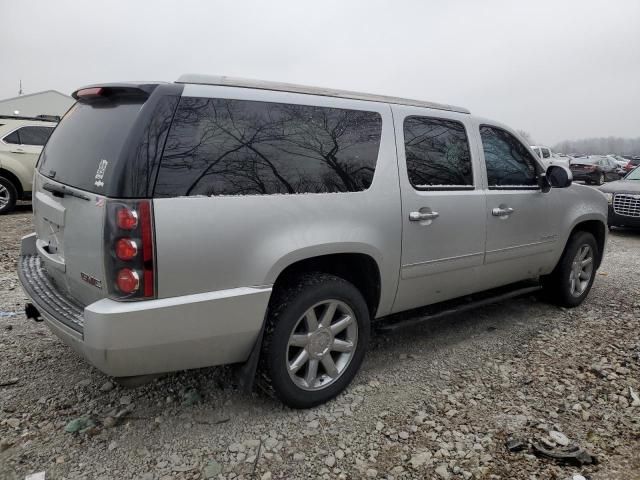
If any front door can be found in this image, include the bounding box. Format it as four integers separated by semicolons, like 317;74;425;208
392;107;487;313
479;125;556;285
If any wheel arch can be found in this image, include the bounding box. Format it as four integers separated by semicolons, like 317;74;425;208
568;218;607;269
267;248;383;319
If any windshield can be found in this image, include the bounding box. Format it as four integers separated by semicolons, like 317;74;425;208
38;101;143;194
625;167;640;180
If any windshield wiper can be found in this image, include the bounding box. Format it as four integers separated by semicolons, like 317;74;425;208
43;183;91;201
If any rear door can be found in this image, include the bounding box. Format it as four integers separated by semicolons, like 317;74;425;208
391;106;487;312
479;125;556;285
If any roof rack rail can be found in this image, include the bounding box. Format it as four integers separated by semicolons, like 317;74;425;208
177;74;470;114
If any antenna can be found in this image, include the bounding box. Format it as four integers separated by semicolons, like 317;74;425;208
19;80;23;95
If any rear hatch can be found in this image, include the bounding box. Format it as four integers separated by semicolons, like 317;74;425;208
32;83;181;307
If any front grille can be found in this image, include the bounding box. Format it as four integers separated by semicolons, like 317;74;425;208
613;194;640;218
18;255;84;333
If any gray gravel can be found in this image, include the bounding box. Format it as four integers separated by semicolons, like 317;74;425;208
1;209;639;479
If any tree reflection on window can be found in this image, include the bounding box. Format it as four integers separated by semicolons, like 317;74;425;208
155;98;382;197
403;116;473;188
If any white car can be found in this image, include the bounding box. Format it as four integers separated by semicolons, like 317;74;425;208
0;116;57;213
531;145;569;168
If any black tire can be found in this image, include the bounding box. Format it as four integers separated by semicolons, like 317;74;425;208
261;273;370;409
541;231;598;307
596;172;605;185
0;176;18;215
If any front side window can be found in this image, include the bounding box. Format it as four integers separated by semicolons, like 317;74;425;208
155;97;382;197
541;148;551;159
480;126;539;188
403;116;473;189
17;126;54;146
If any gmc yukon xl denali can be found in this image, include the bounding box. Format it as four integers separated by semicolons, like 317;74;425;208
18;75;608;408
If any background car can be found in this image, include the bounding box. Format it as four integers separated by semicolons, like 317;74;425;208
531;145;569;167
569;155;624;185
607;154;629;169
599;166;640;228
0;116;56;214
623;157;640;172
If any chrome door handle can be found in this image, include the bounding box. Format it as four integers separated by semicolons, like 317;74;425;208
409;211;439;221
11;149;25;154
492;207;515;216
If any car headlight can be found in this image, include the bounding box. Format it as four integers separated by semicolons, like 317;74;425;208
604;192;613;204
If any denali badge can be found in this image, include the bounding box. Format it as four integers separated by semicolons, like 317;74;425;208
81;272;103;289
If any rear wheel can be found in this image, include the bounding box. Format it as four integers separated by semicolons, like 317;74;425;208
0;177;17;215
596;172;605;185
541;231;598;307
261;273;370;408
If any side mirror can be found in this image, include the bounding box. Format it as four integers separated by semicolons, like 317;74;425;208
546;165;572;189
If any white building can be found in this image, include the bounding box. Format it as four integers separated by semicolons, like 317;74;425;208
0;90;74;119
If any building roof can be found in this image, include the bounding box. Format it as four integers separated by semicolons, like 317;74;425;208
177;74;470;114
0;89;72;103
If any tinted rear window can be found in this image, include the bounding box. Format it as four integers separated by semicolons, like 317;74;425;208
154;97;382;197
38;101;143;194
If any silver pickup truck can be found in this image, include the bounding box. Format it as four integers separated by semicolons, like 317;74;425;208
18;75;608;408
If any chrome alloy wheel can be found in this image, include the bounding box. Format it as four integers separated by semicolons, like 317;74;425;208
569;244;594;297
286;300;358;391
0;183;9;209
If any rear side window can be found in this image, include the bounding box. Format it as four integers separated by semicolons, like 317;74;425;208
480;126;538;188
17;126;54;146
39;101;143;194
541;148;551;159
154;97;382;197
3;130;20;144
403;116;473;189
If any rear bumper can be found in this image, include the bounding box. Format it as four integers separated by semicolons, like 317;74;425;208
18;233;272;377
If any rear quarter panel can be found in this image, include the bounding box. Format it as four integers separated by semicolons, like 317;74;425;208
153;85;402;317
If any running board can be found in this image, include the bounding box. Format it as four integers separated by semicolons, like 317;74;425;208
375;282;542;332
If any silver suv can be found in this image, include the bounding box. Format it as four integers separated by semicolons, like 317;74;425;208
18;75;608;408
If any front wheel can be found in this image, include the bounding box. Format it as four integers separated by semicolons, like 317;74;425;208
597;172;605;185
541;231;598;307
261;273;370;408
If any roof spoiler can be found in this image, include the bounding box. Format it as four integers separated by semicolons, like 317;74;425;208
72;83;163;102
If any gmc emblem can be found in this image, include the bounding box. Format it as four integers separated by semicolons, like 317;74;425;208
81;272;103;289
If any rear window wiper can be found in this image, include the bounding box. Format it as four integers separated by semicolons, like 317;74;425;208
43;183;91;201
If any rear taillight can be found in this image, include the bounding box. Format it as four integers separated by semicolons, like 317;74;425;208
105;200;155;300
116;207;138;230
116;268;140;294
115;238;138;261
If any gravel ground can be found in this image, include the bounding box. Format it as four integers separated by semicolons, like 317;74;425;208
1;208;639;480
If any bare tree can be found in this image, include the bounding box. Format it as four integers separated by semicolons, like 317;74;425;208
516;130;534;145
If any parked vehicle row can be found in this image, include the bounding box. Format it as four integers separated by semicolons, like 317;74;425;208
0;116;56;214
16;76;608;407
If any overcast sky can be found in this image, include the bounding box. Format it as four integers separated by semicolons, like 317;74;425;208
1;0;638;145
